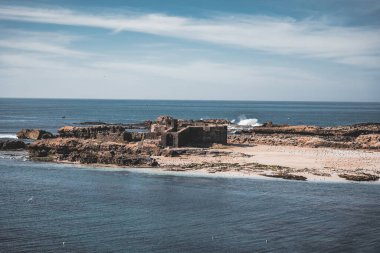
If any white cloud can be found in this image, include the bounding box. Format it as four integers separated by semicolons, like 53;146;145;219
0;40;87;57
1;52;378;101
0;30;88;57
0;5;380;66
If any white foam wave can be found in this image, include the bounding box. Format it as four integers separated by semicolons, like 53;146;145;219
238;118;262;127
236;115;262;127
0;134;17;139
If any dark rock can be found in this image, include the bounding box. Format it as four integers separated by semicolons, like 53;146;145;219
123;132;145;142
0;140;26;150
338;173;379;181
76;121;108;125
262;121;273;127
16;129;54;140
58;125;125;140
261;173;307;181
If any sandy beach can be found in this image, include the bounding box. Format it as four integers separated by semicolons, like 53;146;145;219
152;144;380;183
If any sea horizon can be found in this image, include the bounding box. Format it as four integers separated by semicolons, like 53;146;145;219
1;97;380;103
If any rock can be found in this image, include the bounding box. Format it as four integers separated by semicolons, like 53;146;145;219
123;132;145;142
355;134;380;149
16;129;54;140
156;115;174;125
74;121;150;130
0;140;26;150
262;121;273;127
58;125;125;139
261;173;307;181
28;138;159;167
227;123;380;150
76;121;108;125
338;173;379;181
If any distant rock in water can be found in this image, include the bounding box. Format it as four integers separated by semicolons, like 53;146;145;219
16;129;54;140
75;121;108;125
0;139;26;150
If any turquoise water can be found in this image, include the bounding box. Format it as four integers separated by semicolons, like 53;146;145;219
1;98;380;252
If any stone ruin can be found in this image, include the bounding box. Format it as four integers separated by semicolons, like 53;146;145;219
151;116;228;147
56;115;228;148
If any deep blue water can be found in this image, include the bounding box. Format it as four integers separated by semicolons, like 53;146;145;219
0;158;379;252
1;98;380;252
0;98;380;134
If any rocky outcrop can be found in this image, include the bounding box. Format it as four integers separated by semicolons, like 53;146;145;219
29;138;159;166
338;173;379;181
237;123;380;137
228;123;380;149
261;173;307;181
58;125;126;139
75;121;151;129
58;125;158;143
0;139;26;150
355;134;380;149
16;129;54;140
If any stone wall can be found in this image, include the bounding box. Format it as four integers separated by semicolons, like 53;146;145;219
161;126;227;147
188;126;227;146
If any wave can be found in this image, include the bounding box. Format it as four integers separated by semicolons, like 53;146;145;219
236;115;262;127
238;119;262;127
0;134;18;139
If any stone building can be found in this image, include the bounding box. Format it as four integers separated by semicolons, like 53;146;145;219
150;116;227;147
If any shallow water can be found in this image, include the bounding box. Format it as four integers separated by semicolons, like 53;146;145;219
1;158;379;252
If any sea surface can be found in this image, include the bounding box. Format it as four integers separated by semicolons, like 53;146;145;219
1;98;380;252
1;98;380;135
0;158;379;252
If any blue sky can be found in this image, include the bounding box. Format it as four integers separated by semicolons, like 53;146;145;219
0;0;379;101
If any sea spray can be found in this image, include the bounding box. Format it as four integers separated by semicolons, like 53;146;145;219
237;115;262;127
0;134;17;139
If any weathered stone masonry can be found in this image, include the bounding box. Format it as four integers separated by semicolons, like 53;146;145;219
161;126;227;147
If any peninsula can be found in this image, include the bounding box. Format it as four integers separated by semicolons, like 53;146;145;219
7;116;380;182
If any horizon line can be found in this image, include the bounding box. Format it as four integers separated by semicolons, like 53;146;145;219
0;96;379;103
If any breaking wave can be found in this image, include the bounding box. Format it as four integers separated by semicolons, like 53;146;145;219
0;134;17;139
236;115;262;127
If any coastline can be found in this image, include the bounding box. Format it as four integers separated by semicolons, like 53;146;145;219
36;158;380;184
6;116;380;184
7;143;378;183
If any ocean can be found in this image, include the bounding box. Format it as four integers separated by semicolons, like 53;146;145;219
1;98;380;135
1;98;380;252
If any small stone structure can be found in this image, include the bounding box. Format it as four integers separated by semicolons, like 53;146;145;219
150;116;227;147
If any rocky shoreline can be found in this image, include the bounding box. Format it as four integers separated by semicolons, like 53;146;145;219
6;116;380;182
229;123;380;149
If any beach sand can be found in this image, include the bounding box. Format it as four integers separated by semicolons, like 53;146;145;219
152;145;380;183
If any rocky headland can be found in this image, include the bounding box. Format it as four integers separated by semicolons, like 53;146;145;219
13;116;380;182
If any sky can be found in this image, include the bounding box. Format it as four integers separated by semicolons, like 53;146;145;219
0;0;379;101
